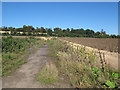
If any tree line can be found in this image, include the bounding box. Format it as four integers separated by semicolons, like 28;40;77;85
0;25;119;38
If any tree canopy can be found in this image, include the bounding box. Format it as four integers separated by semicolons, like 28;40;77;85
0;25;119;38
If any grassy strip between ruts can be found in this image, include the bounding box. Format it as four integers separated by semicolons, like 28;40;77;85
2;36;45;77
36;38;120;88
36;62;58;84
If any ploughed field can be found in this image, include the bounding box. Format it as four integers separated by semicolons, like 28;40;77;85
59;37;119;53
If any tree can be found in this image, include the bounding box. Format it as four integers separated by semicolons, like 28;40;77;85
23;25;27;35
36;27;41;35
2;26;7;31
85;29;93;37
95;31;100;35
47;28;52;36
16;28;22;34
117;35;120;38
27;26;33;35
40;27;46;33
54;27;62;34
43;29;46;33
71;28;74;33
66;28;70;32
78;28;85;35
112;34;116;38
101;29;106;36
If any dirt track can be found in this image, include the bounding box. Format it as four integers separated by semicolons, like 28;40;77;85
2;45;50;88
2;45;71;88
1;36;119;88
0;36;53;40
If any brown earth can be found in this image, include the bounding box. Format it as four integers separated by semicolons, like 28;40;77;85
0;36;119;53
59;37;119;53
58;37;119;71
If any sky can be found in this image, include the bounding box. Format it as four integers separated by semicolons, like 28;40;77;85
1;0;120;2
2;2;118;35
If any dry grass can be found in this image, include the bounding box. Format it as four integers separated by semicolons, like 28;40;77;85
47;38;120;88
36;62;58;84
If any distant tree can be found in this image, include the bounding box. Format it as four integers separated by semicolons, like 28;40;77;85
2;26;7;30
0;27;2;31
16;28;21;34
66;28;70;32
43;29;46;33
85;29;94;37
9;27;15;35
95;31;100;35
100;29;106;36
2;26;118;38
112;34;117;38
27;26;34;35
117;35;120;38
54;27;62;34
40;27;46;33
47;28;52;36
63;29;66;33
110;34;117;38
78;28;85;35
71;28;74;33
106;34;110;38
23;25;27;35
36;27;41;35
8;27;12;30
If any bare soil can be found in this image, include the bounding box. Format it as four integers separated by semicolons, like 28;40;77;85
59;37;119;71
59;37;119;53
2;45;71;88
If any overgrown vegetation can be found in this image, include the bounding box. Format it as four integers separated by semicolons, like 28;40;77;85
36;62;58;84
2;36;44;77
2;36;119;88
46;38;120;88
1;26;119;38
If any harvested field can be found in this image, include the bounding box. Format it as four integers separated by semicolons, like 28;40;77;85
59;37;119;53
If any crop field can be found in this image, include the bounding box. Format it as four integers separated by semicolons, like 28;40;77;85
59;37;119;53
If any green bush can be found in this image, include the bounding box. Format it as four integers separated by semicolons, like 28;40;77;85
2;36;41;76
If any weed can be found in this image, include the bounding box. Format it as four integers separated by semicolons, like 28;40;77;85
36;62;58;84
2;36;45;77
47;38;120;88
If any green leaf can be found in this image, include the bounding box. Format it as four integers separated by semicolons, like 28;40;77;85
94;74;97;77
103;85;107;87
106;80;115;88
92;67;98;71
112;73;119;79
96;70;101;74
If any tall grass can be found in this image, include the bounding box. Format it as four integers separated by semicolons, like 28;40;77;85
47;38;120;88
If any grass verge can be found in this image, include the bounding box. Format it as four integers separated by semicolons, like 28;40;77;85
46;38;120;88
36;62;58;84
